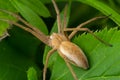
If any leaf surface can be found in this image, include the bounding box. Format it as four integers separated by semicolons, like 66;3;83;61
27;67;38;80
0;0;16;36
77;0;120;25
47;28;120;80
0;27;41;80
10;0;48;34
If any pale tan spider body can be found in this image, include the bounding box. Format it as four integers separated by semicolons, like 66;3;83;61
50;33;89;69
50;33;68;48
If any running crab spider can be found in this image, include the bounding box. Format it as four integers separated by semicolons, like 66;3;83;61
0;0;112;80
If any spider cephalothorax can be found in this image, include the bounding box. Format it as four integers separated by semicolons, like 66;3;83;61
50;33;68;48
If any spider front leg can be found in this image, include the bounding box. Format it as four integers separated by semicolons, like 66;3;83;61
52;0;62;33
0;9;50;45
68;16;110;39
43;48;56;80
64;27;112;47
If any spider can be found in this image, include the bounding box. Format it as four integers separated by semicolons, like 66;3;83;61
0;0;112;80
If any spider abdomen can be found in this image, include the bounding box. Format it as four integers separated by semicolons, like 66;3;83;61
58;41;89;69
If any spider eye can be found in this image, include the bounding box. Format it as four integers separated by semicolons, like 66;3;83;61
50;35;53;39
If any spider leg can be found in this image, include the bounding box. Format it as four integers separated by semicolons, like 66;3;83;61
43;48;56;80
63;4;68;29
58;51;78;80
52;0;62;33
0;31;9;41
69;16;110;39
62;4;70;39
63;56;78;80
0;18;50;45
0;9;44;36
64;27;112;47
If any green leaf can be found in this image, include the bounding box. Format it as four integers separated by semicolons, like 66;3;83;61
27;67;38;80
0;0;50;39
45;28;120;80
19;0;50;17
0;40;36;80
0;27;42;80
0;0;16;36
76;0;120;26
10;0;48;34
